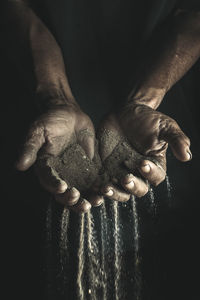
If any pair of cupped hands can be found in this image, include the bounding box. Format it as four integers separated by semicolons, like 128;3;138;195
15;100;191;213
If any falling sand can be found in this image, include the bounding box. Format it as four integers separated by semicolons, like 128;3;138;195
43;129;168;300
99;203;108;300
112;200;121;300
77;214;85;300
85;211;99;300
131;195;142;300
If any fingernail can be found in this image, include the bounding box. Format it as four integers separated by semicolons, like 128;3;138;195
105;189;114;196
124;173;134;183
81;199;91;211
141;164;150;173
91;196;104;207
58;181;68;193
126;181;134;189
71;187;80;197
187;150;192;161
126;173;134;179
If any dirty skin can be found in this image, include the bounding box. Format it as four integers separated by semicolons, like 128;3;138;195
36;129;162;198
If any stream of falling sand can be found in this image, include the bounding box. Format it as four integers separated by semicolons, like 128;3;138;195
130;195;142;300
77;214;85;300
86;210;101;300
47;180;170;299
148;187;156;215
59;207;70;289
112;201;121;300
100;203;108;300
166;175;172;206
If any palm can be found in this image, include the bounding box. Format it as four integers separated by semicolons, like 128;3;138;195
16;104;103;212
96;104;191;203
96;113;154;202
96;107;176;203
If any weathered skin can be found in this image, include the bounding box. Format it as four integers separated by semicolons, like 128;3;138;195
35;136;103;212
16;103;100;213
97;105;191;202
2;1;199;212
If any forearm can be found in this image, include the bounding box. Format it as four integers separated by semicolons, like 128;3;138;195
1;0;76;110
128;9;200;109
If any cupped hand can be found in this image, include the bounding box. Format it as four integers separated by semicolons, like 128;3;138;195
15;103;103;212
97;104;191;202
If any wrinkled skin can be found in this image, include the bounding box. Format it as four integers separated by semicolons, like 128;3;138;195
15;103;103;213
16;101;191;211
97;104;191;202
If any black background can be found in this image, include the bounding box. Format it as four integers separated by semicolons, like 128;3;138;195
1;1;200;299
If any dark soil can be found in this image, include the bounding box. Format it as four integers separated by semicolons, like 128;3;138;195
36;130;161;195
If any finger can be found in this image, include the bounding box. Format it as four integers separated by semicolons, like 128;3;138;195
121;173;149;197
36;164;68;194
77;131;95;160
161;124;191;162
55;187;80;206
69;198;91;213
101;183;130;202
88;194;104;207
139;160;166;186
15;127;45;171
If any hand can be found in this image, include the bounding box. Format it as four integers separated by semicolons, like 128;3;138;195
97;104;191;202
15;103;103;212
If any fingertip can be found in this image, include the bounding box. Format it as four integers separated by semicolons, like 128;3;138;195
77;199;92;213
56;181;68;194
84;199;92;209
125;181;135;189
15;160;27;171
80;135;95;160
101;186;114;196
187;150;192;161
122;173;149;197
89;195;104;207
140;160;151;174
15;155;36;171
123;173;134;183
65;187;80;206
139;160;166;186
173;147;192;162
182;149;192;162
168;132;191;162
102;184;130;202
71;187;80;198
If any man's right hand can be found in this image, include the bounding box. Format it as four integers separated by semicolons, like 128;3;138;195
15;102;100;213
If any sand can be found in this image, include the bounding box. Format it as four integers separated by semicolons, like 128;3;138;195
36;130;162;195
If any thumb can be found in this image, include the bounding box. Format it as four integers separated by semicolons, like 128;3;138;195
77;130;95;160
161;121;191;162
15;127;45;171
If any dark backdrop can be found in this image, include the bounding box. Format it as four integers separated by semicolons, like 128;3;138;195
1;1;200;299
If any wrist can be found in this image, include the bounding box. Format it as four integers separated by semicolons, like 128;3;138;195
127;86;166;110
35;86;79;113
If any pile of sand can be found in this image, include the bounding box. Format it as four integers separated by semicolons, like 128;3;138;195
36;130;161;195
